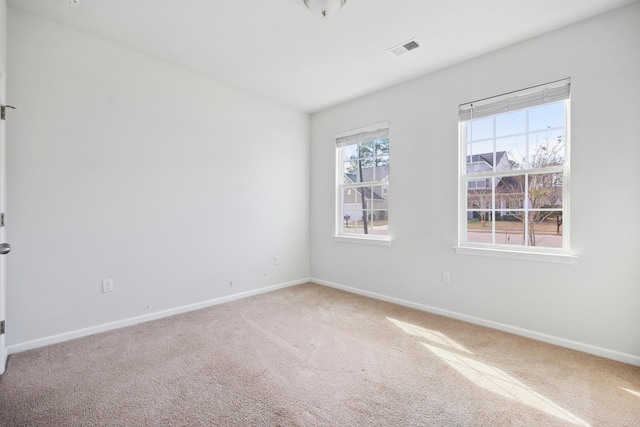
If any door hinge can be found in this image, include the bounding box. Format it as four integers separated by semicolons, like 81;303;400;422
0;213;5;227
0;320;5;335
1;105;16;120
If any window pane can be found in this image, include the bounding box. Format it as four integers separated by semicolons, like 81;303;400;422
529;131;565;168
342;187;361;235
530;215;563;248
342;144;358;162
359;142;375;165
467;147;495;175
495;175;525;209
495;215;525;246
527;212;562;248
368;210;389;236
496;110;526;137
529;102;565;131
342;143;361;183
528;172;563;209
466;113;493;172
467;212;493;243
358;166;375;182
371;185;388;204
468;117;494;141
375;139;390;157
495;136;526;170
342;187;358;211
528;102;566;169
343;162;357;183
467;187;492;210
375;155;389;167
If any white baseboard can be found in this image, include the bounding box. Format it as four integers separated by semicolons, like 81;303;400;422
311;277;640;367
0;344;6;375
7;278;310;356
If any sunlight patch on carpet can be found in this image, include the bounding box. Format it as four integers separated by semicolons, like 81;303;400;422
386;317;590;426
621;387;640;399
386;317;473;354
422;343;591;427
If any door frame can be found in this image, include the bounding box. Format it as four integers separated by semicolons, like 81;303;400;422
0;59;7;375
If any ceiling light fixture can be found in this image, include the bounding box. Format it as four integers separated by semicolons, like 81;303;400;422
303;0;347;19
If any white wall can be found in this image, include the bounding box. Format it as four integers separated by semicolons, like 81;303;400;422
310;3;640;364
6;10;310;347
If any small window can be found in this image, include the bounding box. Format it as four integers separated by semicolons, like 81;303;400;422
459;79;570;253
336;122;389;240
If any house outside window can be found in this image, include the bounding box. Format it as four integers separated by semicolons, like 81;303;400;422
335;122;389;242
458;79;570;254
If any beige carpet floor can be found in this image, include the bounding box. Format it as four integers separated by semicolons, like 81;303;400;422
0;283;639;426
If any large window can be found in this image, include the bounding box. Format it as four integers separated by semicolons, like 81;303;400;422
458;79;570;254
335;122;389;241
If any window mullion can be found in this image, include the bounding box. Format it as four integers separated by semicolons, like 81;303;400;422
459;126;564;145
492;116;497;172
525;109;530;169
524;173;529;247
341;181;381;190
491;176;496;244
464;165;563;180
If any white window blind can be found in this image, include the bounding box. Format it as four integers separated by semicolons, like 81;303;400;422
459;78;570;122
336;124;389;148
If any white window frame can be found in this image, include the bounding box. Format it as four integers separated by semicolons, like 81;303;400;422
334;122;391;245
455;79;576;263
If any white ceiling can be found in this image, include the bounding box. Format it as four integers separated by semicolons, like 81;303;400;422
7;0;638;113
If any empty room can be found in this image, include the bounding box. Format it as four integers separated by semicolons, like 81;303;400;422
0;0;639;425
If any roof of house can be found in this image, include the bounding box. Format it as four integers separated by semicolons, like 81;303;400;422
467;151;508;167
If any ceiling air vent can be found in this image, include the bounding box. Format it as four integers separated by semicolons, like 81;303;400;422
388;39;420;57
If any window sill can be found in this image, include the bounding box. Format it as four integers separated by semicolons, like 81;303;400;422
333;235;392;246
453;246;577;264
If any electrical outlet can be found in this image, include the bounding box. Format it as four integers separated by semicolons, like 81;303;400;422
275;256;280;265
102;279;114;293
442;272;451;284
